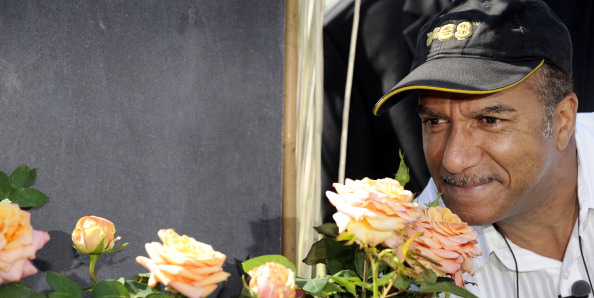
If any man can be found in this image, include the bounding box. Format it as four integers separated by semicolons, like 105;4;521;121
373;0;594;297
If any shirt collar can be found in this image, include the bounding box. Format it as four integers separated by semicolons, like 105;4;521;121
473;224;563;272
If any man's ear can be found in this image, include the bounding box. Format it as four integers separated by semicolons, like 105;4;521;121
555;92;578;150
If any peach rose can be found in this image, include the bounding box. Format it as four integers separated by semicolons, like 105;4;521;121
0;200;50;283
136;229;230;298
326;178;422;247
72;216;121;255
396;206;481;287
248;262;296;298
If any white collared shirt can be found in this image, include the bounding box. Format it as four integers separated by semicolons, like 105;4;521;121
416;113;594;298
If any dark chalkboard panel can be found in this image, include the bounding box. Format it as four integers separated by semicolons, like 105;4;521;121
0;1;285;296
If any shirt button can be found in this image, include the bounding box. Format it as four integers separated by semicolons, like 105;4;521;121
564;272;570;279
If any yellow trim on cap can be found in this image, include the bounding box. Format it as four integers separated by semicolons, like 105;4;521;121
373;60;545;115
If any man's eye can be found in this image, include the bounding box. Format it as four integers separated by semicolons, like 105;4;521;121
422;118;444;125
480;117;501;124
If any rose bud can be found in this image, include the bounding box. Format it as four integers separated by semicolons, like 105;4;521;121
71;216;121;255
248;262;296;298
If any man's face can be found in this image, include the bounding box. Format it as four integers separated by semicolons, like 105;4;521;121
418;79;559;226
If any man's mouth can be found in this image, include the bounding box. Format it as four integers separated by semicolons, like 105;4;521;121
440;173;499;188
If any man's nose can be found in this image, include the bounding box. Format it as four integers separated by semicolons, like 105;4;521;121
441;125;482;174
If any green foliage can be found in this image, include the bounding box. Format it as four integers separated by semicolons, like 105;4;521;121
328;271;361;295
46;272;83;298
395;150;410;187
11;165;38;188
302;238;328;265
424;193;443;208
313;223;339;238
297;221;479;298
0;273;172;298
0;172;13;198
394;272;411;290
296;276;343;297
92;280;129;298
419;281;478;298
0;165;49;208
89;279;168;298
0;283;45;298
241;254;296;274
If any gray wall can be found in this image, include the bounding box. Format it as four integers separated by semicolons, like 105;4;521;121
0;1;285;296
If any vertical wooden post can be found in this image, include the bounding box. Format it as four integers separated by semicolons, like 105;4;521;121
282;0;298;264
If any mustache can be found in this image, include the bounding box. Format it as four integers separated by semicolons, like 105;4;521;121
440;173;499;187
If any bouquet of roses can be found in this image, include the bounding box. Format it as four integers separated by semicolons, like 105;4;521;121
237;154;481;298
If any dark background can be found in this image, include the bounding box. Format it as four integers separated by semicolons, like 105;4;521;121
0;1;284;296
322;0;594;222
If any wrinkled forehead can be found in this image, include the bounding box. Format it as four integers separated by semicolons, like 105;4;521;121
417;80;545;118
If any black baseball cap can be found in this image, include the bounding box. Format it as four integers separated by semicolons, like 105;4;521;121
373;0;572;116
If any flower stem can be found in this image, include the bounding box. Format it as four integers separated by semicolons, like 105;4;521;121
89;254;100;283
364;247;379;298
370;257;379;298
362;257;368;298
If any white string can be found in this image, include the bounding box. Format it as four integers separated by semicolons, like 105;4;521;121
338;0;362;184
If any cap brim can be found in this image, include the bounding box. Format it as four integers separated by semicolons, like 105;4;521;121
373;58;544;115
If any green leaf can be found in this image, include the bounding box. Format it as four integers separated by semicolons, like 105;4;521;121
0;171;13;199
92;280;130;298
320;281;343;296
9;187;49;208
353;281;373;291
241;255;296;274
394;273;411;290
424;193;443;208
354;249;367;279
313;223;339;238
420;269;437;284
48;294;75;298
131;274;161;292
234;257;248;276
377;271;396;287
325;239;358;275
298;277;342;297
124;280;148;293
328;271;361;296
302;238;327;266
0;283;44;298
124;279;166;297
46;272;82;298
10;165;37;188
129;274;163;293
333;270;360;279
395;150;410;187
144;294;170;298
419;281;478;298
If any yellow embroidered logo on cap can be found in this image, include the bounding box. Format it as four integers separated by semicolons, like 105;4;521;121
437;24;456;41
426;21;475;46
426;28;440;46
455;22;473;40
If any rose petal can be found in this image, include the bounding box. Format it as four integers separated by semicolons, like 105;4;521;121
170;282;217;298
347;220;394;247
